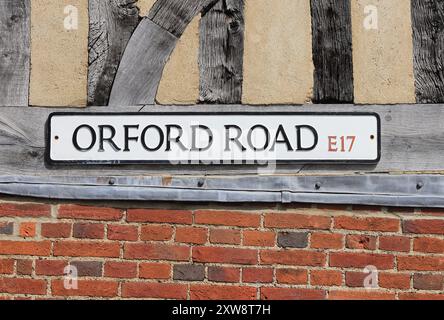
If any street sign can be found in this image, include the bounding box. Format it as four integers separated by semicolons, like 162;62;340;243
47;112;380;164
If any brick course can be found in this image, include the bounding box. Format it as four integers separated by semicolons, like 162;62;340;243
0;200;442;300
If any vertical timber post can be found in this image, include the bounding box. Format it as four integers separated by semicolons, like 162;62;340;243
199;0;245;104
310;0;354;103
0;0;30;107
88;0;141;106
411;0;444;103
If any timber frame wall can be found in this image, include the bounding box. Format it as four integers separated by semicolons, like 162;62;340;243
0;0;443;207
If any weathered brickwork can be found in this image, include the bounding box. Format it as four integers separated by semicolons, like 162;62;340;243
0;200;443;300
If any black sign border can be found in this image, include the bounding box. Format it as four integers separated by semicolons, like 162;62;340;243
46;112;381;166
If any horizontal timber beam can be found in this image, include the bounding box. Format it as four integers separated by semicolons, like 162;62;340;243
0;104;443;207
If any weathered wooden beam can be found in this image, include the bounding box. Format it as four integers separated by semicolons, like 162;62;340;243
0;104;443;176
0;0;30;107
109;0;219;106
411;0;444;103
147;0;219;37
0;102;443;203
310;0;354;103
199;0;244;104
108;18;178;106
88;0;141;106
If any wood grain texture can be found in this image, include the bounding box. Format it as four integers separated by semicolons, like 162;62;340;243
88;0;141;106
0;0;30;107
199;0;244;104
411;0;444;103
110;0;218;106
108;18;178;106
147;0;218;37
311;0;354;103
0;104;443;177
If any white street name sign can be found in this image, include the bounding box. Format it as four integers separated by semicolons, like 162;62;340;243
47;112;380;164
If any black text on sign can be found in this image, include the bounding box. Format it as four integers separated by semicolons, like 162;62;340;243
47;113;380;164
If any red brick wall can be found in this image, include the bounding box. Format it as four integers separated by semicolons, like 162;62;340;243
0;199;443;300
